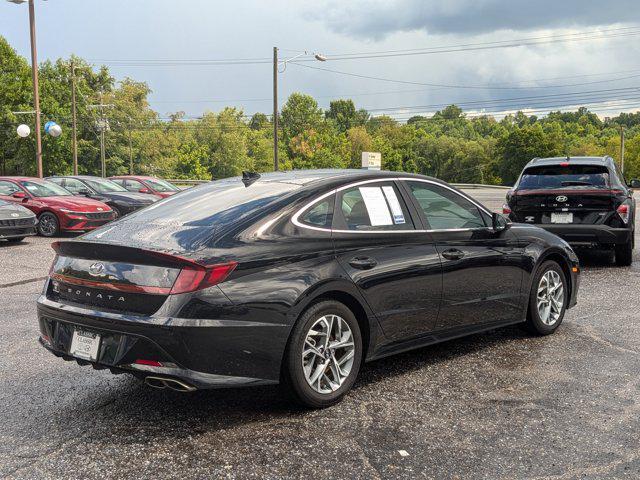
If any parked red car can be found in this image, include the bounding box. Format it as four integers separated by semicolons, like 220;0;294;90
109;175;181;199
0;177;114;237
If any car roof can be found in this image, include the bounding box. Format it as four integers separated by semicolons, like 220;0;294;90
0;176;45;182
46;175;110;180
110;175;156;180
525;156;614;167
212;169;446;190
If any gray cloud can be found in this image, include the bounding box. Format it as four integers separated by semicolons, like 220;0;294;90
315;0;640;39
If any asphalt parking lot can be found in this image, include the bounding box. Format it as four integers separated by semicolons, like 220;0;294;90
1;188;639;480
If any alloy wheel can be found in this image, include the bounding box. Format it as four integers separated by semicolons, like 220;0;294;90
39;214;57;236
302;314;355;394
536;270;564;325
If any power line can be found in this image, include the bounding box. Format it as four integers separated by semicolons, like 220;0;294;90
147;68;640;105
86;26;640;67
290;61;640;90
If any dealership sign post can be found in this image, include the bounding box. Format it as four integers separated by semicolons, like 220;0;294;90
361;152;382;170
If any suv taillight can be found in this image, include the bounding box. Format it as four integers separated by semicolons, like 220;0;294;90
502;204;512;215
617;204;630;224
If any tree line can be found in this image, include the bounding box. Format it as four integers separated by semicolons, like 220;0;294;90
2;36;640;186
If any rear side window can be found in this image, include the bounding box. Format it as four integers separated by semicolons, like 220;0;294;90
518;165;610;190
300;197;334;228
407;181;486;230
334;183;414;231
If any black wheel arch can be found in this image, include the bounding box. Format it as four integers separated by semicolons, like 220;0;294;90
288;278;381;362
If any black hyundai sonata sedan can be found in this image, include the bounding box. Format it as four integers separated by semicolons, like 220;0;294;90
37;170;580;407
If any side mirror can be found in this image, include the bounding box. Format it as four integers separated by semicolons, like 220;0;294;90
139;187;151;194
12;191;27;200
492;212;510;232
630;179;640;189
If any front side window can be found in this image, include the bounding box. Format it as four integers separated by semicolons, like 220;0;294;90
407;181;486;230
20;180;71;197
335;183;413;231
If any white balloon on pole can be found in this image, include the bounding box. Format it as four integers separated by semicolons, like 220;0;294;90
48;124;62;137
17;124;31;138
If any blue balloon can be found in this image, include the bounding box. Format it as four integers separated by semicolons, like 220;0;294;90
44;121;58;133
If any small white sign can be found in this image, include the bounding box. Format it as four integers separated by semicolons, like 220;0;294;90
359;187;393;226
382;186;405;224
361;152;381;170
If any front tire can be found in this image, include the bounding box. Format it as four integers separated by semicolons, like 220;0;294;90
615;237;633;266
281;300;363;408
524;260;568;335
37;212;60;237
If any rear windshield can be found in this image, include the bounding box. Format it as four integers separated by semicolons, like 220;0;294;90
518;165;610;190
82;178;301;251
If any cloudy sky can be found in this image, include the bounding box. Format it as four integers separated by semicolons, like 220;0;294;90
2;0;640;120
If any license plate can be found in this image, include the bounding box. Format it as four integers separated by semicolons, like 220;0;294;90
69;329;101;361
551;212;573;224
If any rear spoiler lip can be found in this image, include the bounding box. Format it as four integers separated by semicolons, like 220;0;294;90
50;240;212;269
512;188;616;196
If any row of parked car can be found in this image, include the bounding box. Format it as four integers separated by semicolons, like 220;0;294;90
0;175;181;241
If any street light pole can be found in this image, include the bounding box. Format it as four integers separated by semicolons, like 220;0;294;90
272;48;326;172
273;47;279;171
71;60;78;175
26;0;43;178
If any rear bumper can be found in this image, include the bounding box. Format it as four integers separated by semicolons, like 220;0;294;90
36;293;287;389
534;224;632;247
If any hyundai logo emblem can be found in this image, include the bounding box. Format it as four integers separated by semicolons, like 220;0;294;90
89;262;105;276
556;195;568;202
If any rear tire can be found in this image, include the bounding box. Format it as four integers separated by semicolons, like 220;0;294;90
523;260;568;336
281;300;363;408
615;237;633;266
37;212;60;237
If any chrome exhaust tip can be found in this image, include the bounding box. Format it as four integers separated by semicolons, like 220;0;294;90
144;376;196;392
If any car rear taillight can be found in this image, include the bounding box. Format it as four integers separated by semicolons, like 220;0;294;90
170;261;238;294
502;204;512;215
617;204;630;224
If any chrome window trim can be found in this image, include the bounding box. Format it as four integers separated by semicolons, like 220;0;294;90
291;177;492;234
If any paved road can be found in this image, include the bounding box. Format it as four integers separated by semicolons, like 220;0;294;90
0;189;639;479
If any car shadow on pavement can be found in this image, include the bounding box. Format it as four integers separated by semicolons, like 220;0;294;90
45;324;530;437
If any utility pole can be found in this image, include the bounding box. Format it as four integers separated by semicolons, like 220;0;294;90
128;119;133;174
620;125;626;174
27;0;43;178
88;92;114;178
70;59;78;175
273;46;279;171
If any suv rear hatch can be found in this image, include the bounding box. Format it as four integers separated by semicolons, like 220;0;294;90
511;164;614;225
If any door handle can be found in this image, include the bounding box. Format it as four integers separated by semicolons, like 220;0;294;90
348;256;378;270
442;249;465;261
